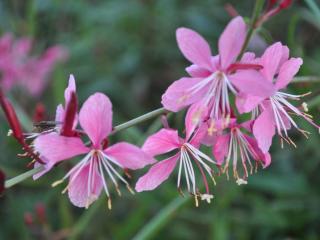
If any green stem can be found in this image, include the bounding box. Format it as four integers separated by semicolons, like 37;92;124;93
238;0;265;59
4;165;44;188
293;76;320;83
112;107;167;135
4;107;168;189
132;197;190;240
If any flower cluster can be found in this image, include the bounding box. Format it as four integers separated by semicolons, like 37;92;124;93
1;12;318;209
0;33;67;96
138;16;318;202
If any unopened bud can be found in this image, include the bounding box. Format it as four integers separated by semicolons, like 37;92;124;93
279;0;292;9
24;212;33;226
35;203;47;224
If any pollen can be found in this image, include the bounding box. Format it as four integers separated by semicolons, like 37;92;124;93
208;121;217;135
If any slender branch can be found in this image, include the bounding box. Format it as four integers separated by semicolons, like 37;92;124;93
4;107;168;189
111;107;167;135
4;165;45;188
238;0;265;59
293;76;320;83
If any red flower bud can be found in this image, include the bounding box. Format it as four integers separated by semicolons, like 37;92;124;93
24;212;33;226
33;103;46;123
279;0;292;9
61;92;78;137
0;89;24;144
35;203;47;224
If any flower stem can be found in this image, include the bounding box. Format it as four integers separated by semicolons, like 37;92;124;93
4;107;168;189
293;76;320;83
132;196;189;240
238;0;265;60
4;165;45;188
112;107;168;135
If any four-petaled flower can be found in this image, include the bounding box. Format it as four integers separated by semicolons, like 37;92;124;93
34;93;155;208
161;16;273;134
136;114;217;206
236;42;319;152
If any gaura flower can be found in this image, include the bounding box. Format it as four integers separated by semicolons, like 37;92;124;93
236;42;318;153
136;113;217;206
161;17;273;125
0;33;67;96
212;119;271;184
33;93;155;208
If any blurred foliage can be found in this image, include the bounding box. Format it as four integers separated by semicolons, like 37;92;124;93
1;0;320;239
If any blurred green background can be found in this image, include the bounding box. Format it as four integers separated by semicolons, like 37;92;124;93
1;0;320;239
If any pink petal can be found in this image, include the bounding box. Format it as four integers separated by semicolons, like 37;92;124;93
262;152;271;168
245;135;272;168
14;38;32;56
218;16;246;69
34;133;89;166
212;134;230;165
55;104;65;122
189;123;208;147
185;102;208;140
68;163;103;208
142;129;180;157
33;160;52;180
161;77;208;112
240;120;254;132
185;64;211;78
135;154;179;192
279;45;289;67
79;93;112;147
253;106;275;153
260;42;284;82
235;94;264;114
176;28;212;70
240;52;256;63
275;58;303;90
185;55;219;79
64;74;76;103
229;70;275;98
104;142;156;170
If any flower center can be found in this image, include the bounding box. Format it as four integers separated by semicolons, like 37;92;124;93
177;143;216;206
52;149;134;209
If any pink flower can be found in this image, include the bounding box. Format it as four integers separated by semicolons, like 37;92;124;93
136;114;217;206
161;17;273;127
212;119;271;184
20;46;68;96
55;74;77;129
0;33;67;96
237;42;318;153
33;92;155;208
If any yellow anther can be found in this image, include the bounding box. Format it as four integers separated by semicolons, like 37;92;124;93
52;179;64;187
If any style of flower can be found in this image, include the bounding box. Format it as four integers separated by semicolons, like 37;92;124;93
0;33;67;96
161;16;273;130
236;42;318;153
136;113;217;206
212;119;271;184
33;93;155;208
